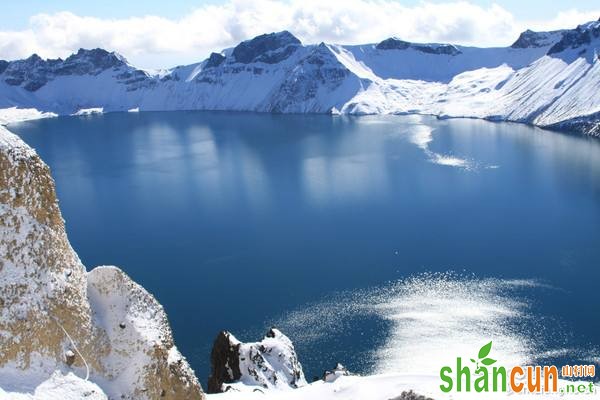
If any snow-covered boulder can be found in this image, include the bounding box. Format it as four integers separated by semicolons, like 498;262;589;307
0;125;204;399
323;363;350;383
207;328;306;393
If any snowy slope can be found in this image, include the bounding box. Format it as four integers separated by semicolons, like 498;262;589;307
207;373;600;400
0;21;599;134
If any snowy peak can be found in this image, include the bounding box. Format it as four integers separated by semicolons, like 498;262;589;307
59;48;128;73
548;19;600;55
0;48;149;92
375;37;411;50
231;31;302;64
2;53;54;91
376;37;461;55
510;29;564;49
205;52;226;68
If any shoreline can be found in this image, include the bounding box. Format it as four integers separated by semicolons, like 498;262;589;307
2;106;596;139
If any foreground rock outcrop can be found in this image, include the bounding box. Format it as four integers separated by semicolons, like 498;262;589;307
207;328;306;393
0;125;204;399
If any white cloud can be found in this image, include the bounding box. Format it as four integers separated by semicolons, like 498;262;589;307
0;0;598;69
526;9;600;31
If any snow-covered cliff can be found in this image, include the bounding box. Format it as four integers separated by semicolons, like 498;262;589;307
1;19;599;135
0;126;204;399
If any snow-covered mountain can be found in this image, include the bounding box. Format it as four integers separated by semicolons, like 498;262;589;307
0;19;599;135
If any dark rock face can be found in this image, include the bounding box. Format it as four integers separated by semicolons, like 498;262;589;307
376;38;411;50
548;22;600;54
0;60;8;75
547;111;600;137
205;52;225;68
412;44;461;55
2;54;51;89
376;38;461;55
232;31;301;64
207;331;242;393
512;30;550;48
55;48;125;75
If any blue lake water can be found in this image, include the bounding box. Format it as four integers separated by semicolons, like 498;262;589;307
10;112;600;383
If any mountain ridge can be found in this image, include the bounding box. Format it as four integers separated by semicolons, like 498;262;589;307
1;19;599;136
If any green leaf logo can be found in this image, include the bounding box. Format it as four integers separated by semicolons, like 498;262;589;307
478;341;493;359
481;358;497;366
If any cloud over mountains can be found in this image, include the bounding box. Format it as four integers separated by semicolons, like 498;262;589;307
0;0;598;68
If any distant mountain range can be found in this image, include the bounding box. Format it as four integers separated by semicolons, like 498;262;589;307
1;19;599;136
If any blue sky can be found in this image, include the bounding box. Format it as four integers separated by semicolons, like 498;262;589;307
3;0;599;28
1;0;599;68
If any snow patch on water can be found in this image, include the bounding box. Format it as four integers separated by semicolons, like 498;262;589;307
371;275;534;375
408;125;473;169
269;273;573;377
72;107;103;116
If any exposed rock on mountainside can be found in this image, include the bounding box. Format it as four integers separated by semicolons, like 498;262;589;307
511;29;564;48
376;38;461;55
375;38;411;50
547;111;600;137
232;31;301;64
0;125;204;399
548;19;600;55
205;52;226;69
207;328;306;393
268;43;359;113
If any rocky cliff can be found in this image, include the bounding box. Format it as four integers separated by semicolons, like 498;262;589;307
0;125;204;399
207;328;306;393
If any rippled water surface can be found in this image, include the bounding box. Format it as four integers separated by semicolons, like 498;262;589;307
10;112;600;382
